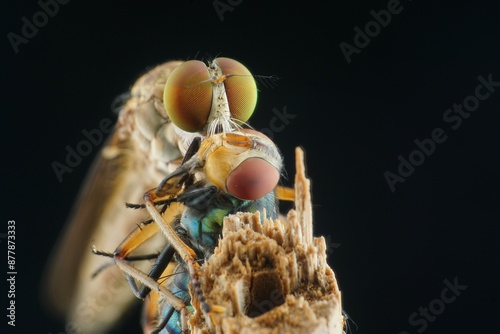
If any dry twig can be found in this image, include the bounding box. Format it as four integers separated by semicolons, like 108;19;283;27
190;147;343;334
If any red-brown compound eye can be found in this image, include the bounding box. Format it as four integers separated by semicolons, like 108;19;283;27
163;60;213;132
226;158;280;200
215;57;257;125
239;128;272;141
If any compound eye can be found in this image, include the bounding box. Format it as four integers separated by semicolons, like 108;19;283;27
240;128;272;141
163;60;212;132
226;158;279;200
215;57;257;125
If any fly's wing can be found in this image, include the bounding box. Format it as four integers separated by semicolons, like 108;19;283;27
41;61;186;333
42;129;121;315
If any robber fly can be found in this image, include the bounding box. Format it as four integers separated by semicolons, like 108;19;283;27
41;57;268;333
94;129;287;333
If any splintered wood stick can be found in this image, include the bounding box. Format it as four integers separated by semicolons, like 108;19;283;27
190;147;344;334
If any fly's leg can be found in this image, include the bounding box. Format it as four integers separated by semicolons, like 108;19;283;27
275;185;295;202
114;245;190;331
109;209;192;333
147;298;173;334
92;217;164;296
113;257;188;323
144;191;226;326
143;263;191;334
92;250;176;332
115;201;183;298
123;244;176;299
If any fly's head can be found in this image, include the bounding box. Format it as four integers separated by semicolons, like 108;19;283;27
163;57;258;147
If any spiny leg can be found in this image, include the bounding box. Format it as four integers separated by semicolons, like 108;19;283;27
91;217;165;298
144;191;225;326
125;244;176;299
108;206;192;332
111;199;185;291
113;257;188;322
143;263;191;334
105;247;192;333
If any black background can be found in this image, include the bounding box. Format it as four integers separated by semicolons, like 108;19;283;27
2;0;499;333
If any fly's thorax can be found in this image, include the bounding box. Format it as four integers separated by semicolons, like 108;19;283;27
171;126;204;155
126;103;182;178
117;61;194;178
130;61;184;104
130;60;203;154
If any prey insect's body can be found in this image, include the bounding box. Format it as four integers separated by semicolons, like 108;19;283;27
154;189;280;334
42;57;265;333
108;129;287;333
